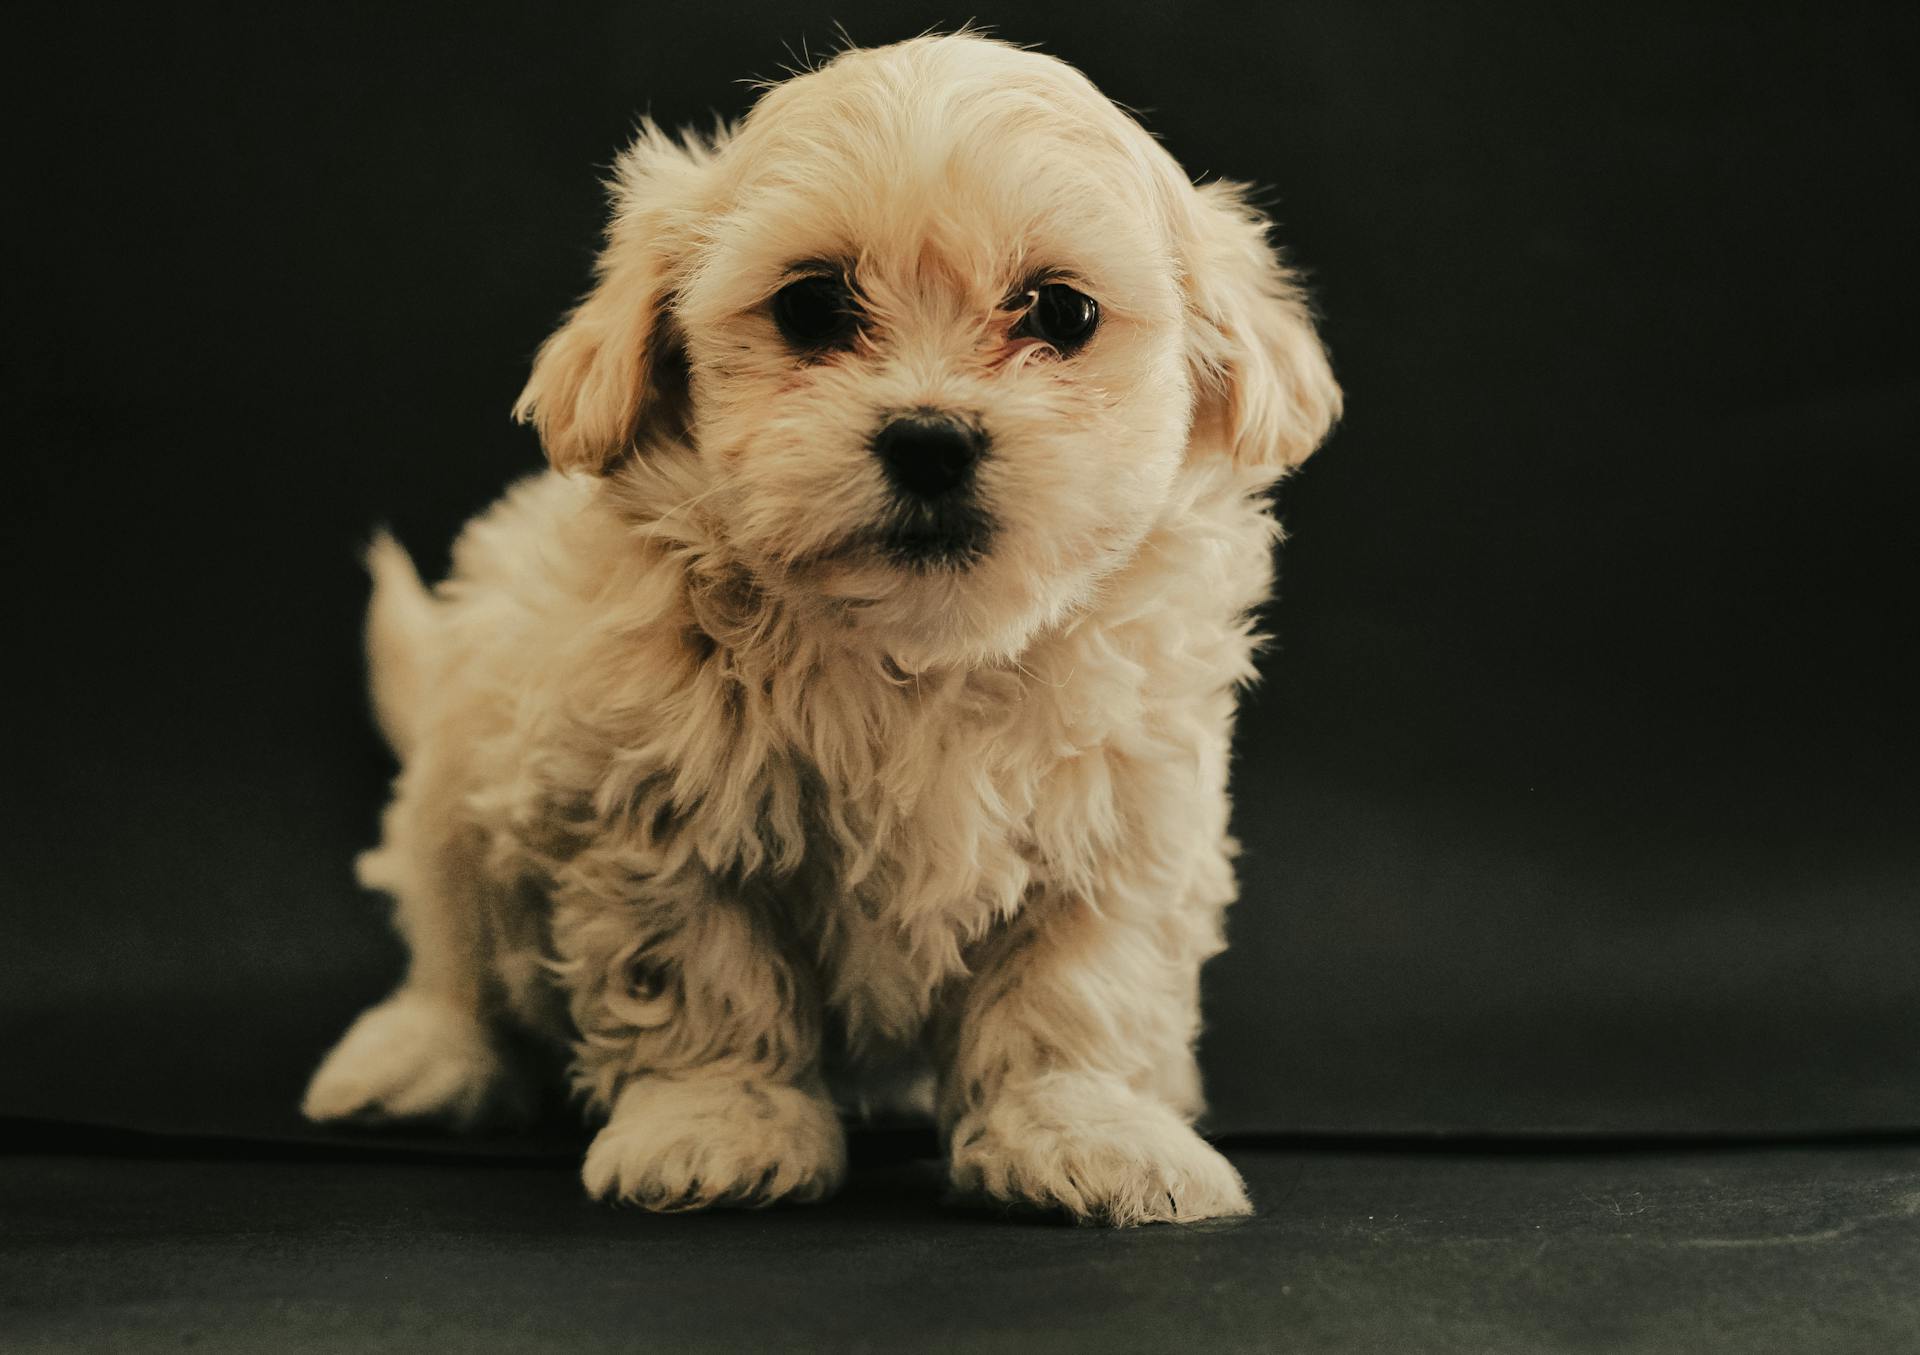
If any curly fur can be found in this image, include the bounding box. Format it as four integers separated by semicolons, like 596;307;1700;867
303;32;1339;1226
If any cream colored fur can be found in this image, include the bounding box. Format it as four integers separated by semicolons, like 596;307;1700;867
302;33;1339;1227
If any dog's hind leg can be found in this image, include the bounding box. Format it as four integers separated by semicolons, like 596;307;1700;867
302;748;540;1130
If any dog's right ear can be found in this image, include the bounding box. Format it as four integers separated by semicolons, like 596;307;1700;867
514;122;718;476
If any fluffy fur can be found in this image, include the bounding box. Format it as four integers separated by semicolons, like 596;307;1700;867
303;33;1340;1226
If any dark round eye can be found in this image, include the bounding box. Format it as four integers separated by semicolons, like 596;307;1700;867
1017;282;1099;352
772;274;858;350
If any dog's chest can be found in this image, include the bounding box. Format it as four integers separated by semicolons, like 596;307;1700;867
793;683;1049;1045
536;605;1165;1049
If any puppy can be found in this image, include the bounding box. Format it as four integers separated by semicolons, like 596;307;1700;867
303;32;1339;1226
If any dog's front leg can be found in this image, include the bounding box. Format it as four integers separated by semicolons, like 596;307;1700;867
935;866;1251;1226
552;879;845;1210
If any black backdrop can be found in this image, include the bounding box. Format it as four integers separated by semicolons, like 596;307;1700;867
4;2;1916;1143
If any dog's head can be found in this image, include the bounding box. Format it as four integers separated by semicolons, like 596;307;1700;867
515;34;1339;668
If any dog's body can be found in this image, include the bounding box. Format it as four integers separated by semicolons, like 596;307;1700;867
304;34;1338;1226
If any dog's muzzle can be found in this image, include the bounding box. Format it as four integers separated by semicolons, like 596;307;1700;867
871;411;994;568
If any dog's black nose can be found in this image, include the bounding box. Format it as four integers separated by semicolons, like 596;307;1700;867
872;413;985;501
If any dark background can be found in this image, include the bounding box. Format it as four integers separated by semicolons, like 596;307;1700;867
4;2;1917;1145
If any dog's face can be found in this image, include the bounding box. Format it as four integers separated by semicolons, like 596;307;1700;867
516;35;1339;668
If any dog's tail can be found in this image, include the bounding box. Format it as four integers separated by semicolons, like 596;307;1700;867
363;530;439;762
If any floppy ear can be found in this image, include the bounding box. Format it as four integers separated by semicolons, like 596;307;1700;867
1182;180;1342;472
513;122;716;475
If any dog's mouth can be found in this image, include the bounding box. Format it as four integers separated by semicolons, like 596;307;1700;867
877;496;995;571
773;497;995;583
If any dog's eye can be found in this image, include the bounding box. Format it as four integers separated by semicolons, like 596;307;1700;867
1015;282;1100;353
772;274;859;350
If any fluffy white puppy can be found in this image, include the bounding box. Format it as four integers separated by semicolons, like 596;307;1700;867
303;32;1339;1226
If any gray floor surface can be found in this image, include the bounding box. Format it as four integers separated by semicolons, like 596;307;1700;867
7;1141;1918;1353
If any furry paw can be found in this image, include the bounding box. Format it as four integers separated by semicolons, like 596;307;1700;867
302;991;525;1130
582;1076;846;1210
948;1074;1252;1226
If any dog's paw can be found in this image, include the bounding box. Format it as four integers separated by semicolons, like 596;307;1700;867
582;1076;846;1210
302;991;524;1130
948;1074;1251;1226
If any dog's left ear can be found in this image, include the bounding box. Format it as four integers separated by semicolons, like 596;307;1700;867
514;123;715;476
1181;180;1342;472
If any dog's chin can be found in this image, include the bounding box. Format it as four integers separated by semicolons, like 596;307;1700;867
772;527;1067;672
